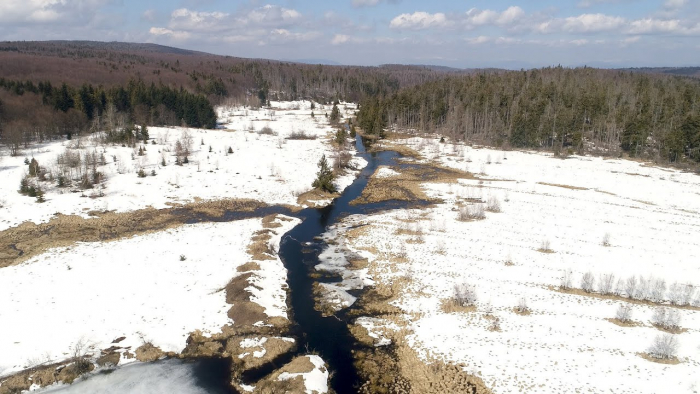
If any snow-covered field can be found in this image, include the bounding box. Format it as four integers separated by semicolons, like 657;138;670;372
0;101;358;391
0;216;298;377
328;136;700;394
0;101;364;231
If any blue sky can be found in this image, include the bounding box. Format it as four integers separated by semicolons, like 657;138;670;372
1;0;699;68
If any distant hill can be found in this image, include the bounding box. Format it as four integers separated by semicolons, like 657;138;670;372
619;67;700;78
0;40;458;102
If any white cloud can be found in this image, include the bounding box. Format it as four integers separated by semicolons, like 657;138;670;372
0;0;112;24
464;36;491;45
389;12;449;30
169;8;229;32
561;13;626;33
577;0;636;8
664;0;687;10
149;27;191;40
351;0;400;8
332;34;351;45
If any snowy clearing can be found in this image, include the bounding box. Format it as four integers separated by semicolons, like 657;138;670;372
0;216;298;378
329;135;700;394
0;101;364;231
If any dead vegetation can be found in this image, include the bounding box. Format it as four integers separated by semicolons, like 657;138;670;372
352;163;476;205
0;198;269;268
537;182;589;191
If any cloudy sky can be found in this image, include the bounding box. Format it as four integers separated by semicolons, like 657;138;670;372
1;0;699;68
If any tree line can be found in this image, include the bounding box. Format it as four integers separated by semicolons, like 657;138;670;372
0;78;216;155
358;66;700;164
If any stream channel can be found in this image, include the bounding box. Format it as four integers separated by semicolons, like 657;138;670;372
42;135;429;393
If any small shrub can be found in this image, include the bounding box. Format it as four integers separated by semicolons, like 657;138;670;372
486;196;501;213
625;276;638;299
453;283;478;307
647;334;679;360
598;273;616;295
228;146;233;154
287;130;317;140
615;304;633;323
515;297;530;314
183;156;189;164
651;307;682;331
151;170;157;176
488;317;501;332
457;204;486;221
19;175;31;195
538;239;553;253
57;175;70;188
258;126;276;135
137;168;147;178
669;282;696;306
560;270;573;290
179;255;187;261
581;271;595;293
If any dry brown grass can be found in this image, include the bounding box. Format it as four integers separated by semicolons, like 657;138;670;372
352;163;476;205
226;336;296;372
537;182;589;191
605;318;644;328
637;352;681;365
135;343;164;362
296;188;337;208
250;356;319;394
0;198;268;268
440;299;478;314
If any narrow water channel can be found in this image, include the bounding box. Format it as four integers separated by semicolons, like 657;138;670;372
36;135;425;393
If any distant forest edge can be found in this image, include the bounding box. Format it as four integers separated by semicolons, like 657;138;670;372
1;41;700;167
358;67;700;164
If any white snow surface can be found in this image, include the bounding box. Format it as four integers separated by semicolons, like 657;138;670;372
0;101;364;231
277;355;329;394
0;216;299;378
36;359;222;394
332;136;700;394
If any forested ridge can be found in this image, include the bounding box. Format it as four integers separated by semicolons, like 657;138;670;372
0;41;464;154
358;66;700;164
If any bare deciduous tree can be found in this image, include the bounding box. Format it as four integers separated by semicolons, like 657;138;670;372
615;304;633;323
647;334;679;360
581;272;595;293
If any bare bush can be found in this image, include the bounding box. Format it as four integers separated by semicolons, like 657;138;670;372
286;130;317;140
515;297;530;314
538;239;553;253
647;334;679;360
488;317;501;331
598;273;616;295
457;204;486;221
652;307;682;331
615;304;633;323
486;196;501;213
258;126;277;136
453;283;478;307
625;276;638;299
649;278;667;303
602;232;611;247
560;269;573;290
581;271;596;293
668;283;696;306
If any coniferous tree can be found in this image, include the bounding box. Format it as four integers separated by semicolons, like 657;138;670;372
312;154;336;193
